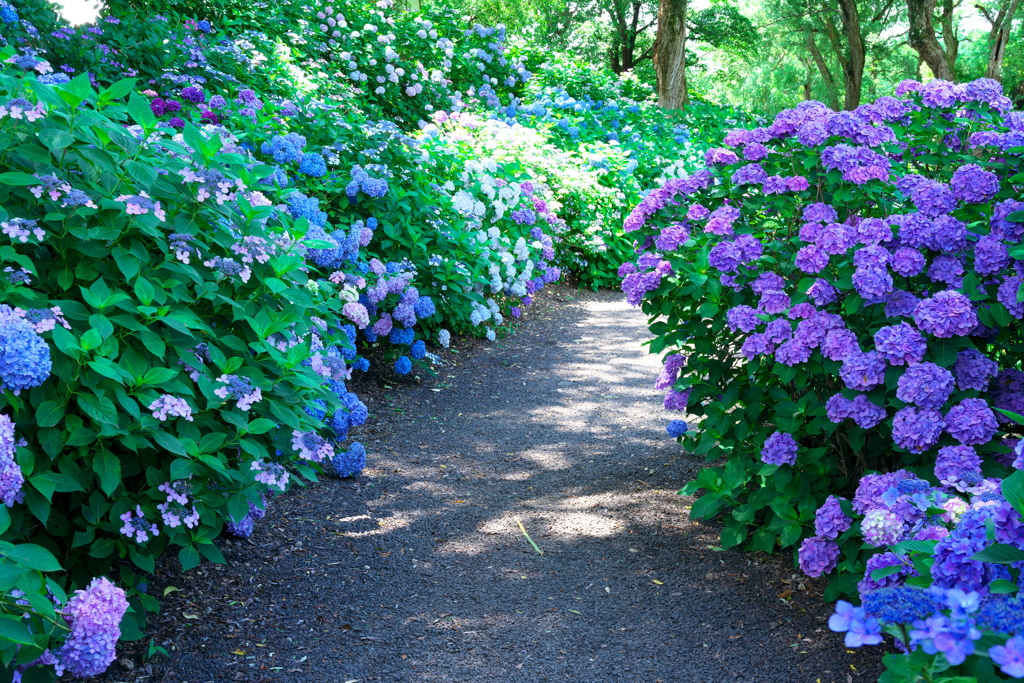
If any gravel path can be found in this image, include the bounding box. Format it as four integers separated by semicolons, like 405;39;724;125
114;287;883;683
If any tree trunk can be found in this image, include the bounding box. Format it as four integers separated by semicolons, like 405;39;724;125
980;0;1021;81
940;0;959;75
836;0;865;109
907;0;954;80
805;28;842;110
654;0;689;109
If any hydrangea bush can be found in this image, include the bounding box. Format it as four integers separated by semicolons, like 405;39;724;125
620;79;1024;579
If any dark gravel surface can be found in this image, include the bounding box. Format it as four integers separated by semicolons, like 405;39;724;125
104;286;884;683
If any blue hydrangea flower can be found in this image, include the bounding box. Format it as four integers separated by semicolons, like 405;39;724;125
395;356;412;375
332;442;366;478
410;340;426;359
0;319;51;393
298;152;327;177
666;420;689;438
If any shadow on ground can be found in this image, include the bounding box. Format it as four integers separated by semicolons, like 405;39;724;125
107;287;884;683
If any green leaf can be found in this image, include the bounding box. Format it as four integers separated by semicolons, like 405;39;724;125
988;579;1018;594
689;494;725;520
127;92;157;127
968;543;1024;564
93;449;121;496
1;543;62;571
152;431;187;456
35;400;64;428
38;129;74;151
0;615;36;645
1004;470;1024;518
197;542;225;564
179;545;201;571
99;77;137;103
245;418;276;435
0;172;41;186
871;563;908;581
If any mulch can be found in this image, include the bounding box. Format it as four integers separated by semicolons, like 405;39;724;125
99;285;884;683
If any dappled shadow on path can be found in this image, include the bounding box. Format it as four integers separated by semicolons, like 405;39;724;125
131;287;883;683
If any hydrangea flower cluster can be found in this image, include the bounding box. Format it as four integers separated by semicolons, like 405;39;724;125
58;577;129;677
214;374;262;410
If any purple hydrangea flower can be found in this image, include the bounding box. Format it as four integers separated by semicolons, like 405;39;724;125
914;291;978;338
853;470;915;513
853;266;893;299
814;495;852;539
848;394;887;428
798;536;840;577
944;398;998;445
726;306;761;333
708;241;742;272
840;351;886;390
973;235;1008;276
891;247;925;277
990;636;1024;679
731;163;768;186
992;369;1024;423
828;601;883;647
807;279;838;306
59;577;129;677
751;272;785;293
862;507;906;546
885;290;920;318
998;275;1024;319
803;203;838;223
818;223;856;255
795;244;829;273
935;445;982;491
761;431;799;466
950;163;999;204
856;217;892;244
759;290;791;314
953;349;998;391
873;323;926;365
822;328;861;362
927;255;964;287
892;407;946;453
896;362;954;409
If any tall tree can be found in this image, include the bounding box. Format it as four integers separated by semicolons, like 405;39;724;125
906;0;955;79
977;0;1021;81
653;0;689;108
804;27;842;109
606;0;657;72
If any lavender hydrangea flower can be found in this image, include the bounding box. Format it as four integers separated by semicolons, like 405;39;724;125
891;247;925;277
973;235;1008;276
761;431;799;466
998;275;1024;319
944;398;998;445
818;223;856;255
814;496;852;539
950;164;999;204
798;536;840;577
990;636;1024;679
853;266;893;299
759;290;790;314
927;255;964;287
896;362;954;409
0;309;51;394
862;508;906;546
885;290;920;318
953;349;998;391
848;394;887;428
873;323;926;365
840;351;886;390
822;328;861;362
892;407;945;453
853;470;915;513
726;305;761;333
795;244;829;273
807;279;838;306
914;291;978;338
0;415;23;506
59;577;129;677
935;445;982;491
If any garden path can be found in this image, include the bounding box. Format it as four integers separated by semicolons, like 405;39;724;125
122;287;883;683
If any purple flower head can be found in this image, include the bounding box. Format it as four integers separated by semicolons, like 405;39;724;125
927;255;964;288
758;290;790;314
59;577;129;677
705;205;740;236
885;290;920;318
874;323;926;365
973;235;1008;276
726;305;761;333
743;142;768;161
687;203;710;220
818;223;856;255
840;351;886;390
828;601;884;647
992;368;1024;423
849;394;887;428
990;636;1024;679
704;147;739;165
803;203;838;224
655;223;690;251
859;556;920;594
740;333;774;360
795;244;829;273
751;272;785;294
734;234;763;262
919;79;958;108
934;445;982;491
799;537;840;578
856;218;893;246
760;431;798;466
708;241;742;272
914;291;978;338
826;393;853;423
654;353;688;391
953;349;997;391
862;507;906;546
998;275;1024;319
853;266;893;299
912;180;957;217
821;328;861;362
944;398;998;445
814;495;852;539
892;407;945;453
775;339;813;366
896;362;954;409
788;303;817;320
807;279;838;306
951;164;999;204
663;388;691;411
731;163;768;186
180;86;205;103
853;470;915;513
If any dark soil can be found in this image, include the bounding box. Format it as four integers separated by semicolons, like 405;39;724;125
103;286;884;683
